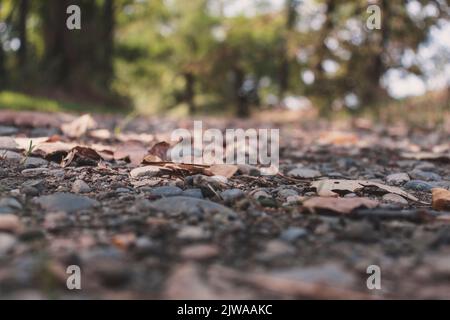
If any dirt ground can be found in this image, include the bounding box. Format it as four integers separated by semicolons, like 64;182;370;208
0;110;449;299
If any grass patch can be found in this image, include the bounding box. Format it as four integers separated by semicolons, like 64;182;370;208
0;90;126;114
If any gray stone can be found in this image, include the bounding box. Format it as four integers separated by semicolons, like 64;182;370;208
115;188;130;193
148;196;236;218
0;233;16;255
409;169;441;182
71;180;91;193
414;162;436;172
23;157;48;168
149;186;183;197
0;126;18;136
277;189;299;198
221;189;245;203
35;193;98;213
177;226;209;240
0;137;18;150
130;166;161;178
287;168;321;179
0;197;22;211
404;180;433;192
0;150;22;161
386;173;410;185
251;190;271;200
280;227;308;242
182;188;203;199
382;193;408;206
237;164;261;176
21;168;49;177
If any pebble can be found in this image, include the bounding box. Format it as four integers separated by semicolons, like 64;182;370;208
21;180;45;196
0;125;18;135
130;166;161;178
280;227;308;242
115;188;130;193
404;180;433;192
251;190;271;200
287;168;321;179
149;186;183;197
414;162;436;172
409;169;441;182
0;197;22;211
71;180;92;193
180;244;219;260
257;240;295;261
237;164;261;176
35;193;99;213
386;173;410;185
21;168;49;177
277;189;299;198
148;196;236;218
182;188;203;199
1;150;22;161
0;214;22;233
23;157;48;168
220;189;245;203
0;233;16;255
382;193;408;206
177;226;209;240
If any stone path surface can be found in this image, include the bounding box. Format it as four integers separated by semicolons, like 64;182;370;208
0;110;449;299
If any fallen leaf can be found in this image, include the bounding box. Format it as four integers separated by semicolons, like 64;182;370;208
147;141;171;161
61;114;97;138
303;197;379;214
318;131;359;145
62;146;103;167
311;179;420;202
401;152;450;162
432;188;450;211
114;142;148;165
205;164;239;178
0;137;19;150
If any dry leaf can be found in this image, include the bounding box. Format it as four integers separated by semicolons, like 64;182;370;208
114;142;148;165
62;146;103;167
205;164;239;178
61;114;97;138
432;188;450;211
303;197;379;214
311;179;419;202
401;152;450;162
147;141;171;161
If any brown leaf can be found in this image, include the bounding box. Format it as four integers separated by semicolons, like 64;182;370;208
62;146;103;167
61;114;97;138
205;164;239;178
147;141;171;161
311;179;420;202
303;197;379;214
432;188;450;211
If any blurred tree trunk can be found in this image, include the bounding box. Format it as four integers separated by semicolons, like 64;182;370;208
42;0;70;84
102;0;115;87
184;72;195;114
234;67;249;118
278;0;299;100
18;0;29;74
314;0;334;80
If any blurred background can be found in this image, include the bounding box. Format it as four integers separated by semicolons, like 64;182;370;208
0;0;449;121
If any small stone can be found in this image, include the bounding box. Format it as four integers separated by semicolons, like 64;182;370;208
285;195;301;204
130;166;161;178
0;137;18;150
21;168;49;177
0;233;16;255
258;240;294;260
35;193;98;213
23;157;48;168
251;190;271;200
280;227;308;242
182;188;203;199
1;150;22;161
148;196;236;218
0;126;18;135
382;193;408;206
414;162;436;172
0;197;22;211
287;168;321;179
409;169;441;182
180;244;219;260
0;214;22;233
386;173;410;185
404;180;433;192
149;186;183;197
221;189;245;203
237;164;261;176
71;180;91;193
277;189;299;198
115;188;130;193
177;226;209;240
